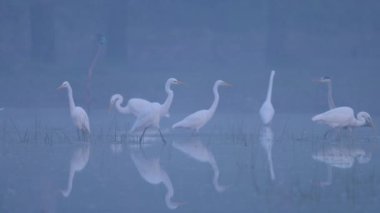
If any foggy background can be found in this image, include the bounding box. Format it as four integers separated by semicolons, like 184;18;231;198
1;0;379;114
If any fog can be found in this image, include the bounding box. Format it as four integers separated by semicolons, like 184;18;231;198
1;0;380;114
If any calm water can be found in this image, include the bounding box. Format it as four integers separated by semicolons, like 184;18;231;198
0;109;379;213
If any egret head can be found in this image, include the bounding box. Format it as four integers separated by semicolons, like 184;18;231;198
109;94;123;110
167;78;183;85
313;76;331;83
215;80;232;87
57;81;70;90
357;111;374;127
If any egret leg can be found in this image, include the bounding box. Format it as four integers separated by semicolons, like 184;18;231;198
158;129;167;144
139;127;148;146
323;128;334;139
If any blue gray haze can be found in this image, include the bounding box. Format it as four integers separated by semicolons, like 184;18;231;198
0;0;380;212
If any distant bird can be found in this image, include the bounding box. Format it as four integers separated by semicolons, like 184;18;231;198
58;81;90;137
312;106;374;130
109;78;182;118
61;144;90;197
172;80;231;132
259;70;275;125
314;76;336;109
130;146;183;209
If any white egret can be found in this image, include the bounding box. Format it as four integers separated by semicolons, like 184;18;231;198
172;137;228;192
312;106;373;129
58;81;90;137
61;144;90;197
259;70;275;125
109;78;182;118
130;147;183;209
314;76;336;109
172;80;231;132
129;102;166;144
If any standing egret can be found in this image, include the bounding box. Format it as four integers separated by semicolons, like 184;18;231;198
58;81;90;137
109;78;182;118
129;102;167;144
314;76;336;109
312;106;374;130
172;80;231;132
259;70;275;125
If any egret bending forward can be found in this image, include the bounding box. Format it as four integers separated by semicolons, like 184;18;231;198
172;80;231;132
58;81;90;138
312;106;374;137
109;78;182;118
109;78;182;143
259;70;275;125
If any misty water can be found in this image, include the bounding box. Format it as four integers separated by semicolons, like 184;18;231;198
0;109;379;213
2;1;380;213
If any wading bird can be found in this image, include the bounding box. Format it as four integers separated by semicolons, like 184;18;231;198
58;81;90;138
109;78;182;143
109;78;182;118
259;70;275;125
312;106;374;137
314;76;336;109
172;80;231;132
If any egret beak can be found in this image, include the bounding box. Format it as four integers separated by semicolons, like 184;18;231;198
312;78;322;83
223;82;233;87
57;85;64;90
176;80;184;85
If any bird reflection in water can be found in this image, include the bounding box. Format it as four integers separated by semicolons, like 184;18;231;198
61;142;90;197
312;144;371;186
259;126;276;181
129;144;183;209
172;137;228;192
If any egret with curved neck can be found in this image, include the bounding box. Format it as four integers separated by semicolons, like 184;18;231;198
312;106;374;129
58;81;90;136
109;78;182;118
259;70;275;125
172;80;231;132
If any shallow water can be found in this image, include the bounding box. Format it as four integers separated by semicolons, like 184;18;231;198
0;109;379;213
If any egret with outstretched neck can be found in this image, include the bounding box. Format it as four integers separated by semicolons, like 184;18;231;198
314;76;336;109
58;81;90;137
172;80;231;132
259;70;275;125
